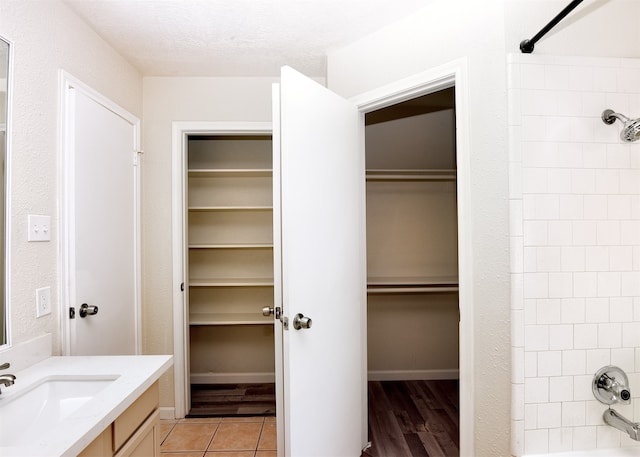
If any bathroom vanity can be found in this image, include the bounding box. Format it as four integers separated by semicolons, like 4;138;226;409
0;355;172;457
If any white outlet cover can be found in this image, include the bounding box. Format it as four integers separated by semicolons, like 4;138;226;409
36;287;51;318
28;215;51;242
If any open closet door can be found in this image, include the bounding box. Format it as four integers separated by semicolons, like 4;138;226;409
272;66;367;456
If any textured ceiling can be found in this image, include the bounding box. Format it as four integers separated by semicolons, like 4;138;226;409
63;0;432;77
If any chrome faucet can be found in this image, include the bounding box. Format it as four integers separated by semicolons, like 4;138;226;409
0;362;15;394
593;366;640;442
603;408;640;441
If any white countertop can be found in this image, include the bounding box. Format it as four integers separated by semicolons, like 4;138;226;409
0;355;173;457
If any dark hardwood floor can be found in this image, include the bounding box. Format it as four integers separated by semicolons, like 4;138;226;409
364;380;459;457
188;383;276;417
188;379;459;456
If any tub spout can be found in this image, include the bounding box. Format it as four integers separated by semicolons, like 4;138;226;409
603;408;640;441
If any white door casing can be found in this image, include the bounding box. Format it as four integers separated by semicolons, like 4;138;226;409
60;73;141;356
349;57;473;456
274;66;367;456
171;121;273;419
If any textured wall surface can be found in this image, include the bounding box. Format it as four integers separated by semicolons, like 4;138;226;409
509;54;640;455
142;76;280;409
0;0;141;350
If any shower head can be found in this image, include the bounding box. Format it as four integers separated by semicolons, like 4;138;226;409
602;109;640;143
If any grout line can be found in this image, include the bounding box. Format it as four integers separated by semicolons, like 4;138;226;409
159;422;176;447
160;417;277;455
256;422;265;454
204;421;218;453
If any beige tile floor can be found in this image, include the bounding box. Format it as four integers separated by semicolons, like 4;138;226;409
160;417;276;457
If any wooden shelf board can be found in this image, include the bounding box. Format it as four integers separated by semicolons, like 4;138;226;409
190;312;274;326
189;278;274;287
188;169;273;177
367;276;458;286
367;276;458;294
188;244;274;249
188;206;273;212
367;286;459;294
366;169;456;181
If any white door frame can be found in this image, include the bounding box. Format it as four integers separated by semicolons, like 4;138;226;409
59;71;142;356
170;121;273;419
349;57;474;456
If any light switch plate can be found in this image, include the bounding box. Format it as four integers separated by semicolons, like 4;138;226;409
36;287;51;318
28;215;51;242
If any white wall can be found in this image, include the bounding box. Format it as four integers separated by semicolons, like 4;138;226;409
0;0;142;350
142;76;279;407
504;0;640;58
327;0;640;455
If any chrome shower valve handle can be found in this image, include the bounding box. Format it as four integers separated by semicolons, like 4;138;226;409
593;365;631;405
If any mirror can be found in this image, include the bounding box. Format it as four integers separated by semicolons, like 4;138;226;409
0;36;9;346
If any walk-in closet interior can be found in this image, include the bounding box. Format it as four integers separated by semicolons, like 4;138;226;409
186;135;276;416
364;87;460;453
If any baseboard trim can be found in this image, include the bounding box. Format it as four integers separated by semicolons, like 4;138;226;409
368;369;459;381
190;372;276;384
159;406;176;420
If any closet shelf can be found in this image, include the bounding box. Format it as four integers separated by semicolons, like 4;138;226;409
367;285;458;294
366;169;456;181
368;275;458;285
188;205;273;212
190;312;273;326
188;243;274;249
367;275;458;294
189;278;274;287
188;169;273;178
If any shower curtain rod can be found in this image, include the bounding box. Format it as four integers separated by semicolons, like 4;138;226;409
520;0;584;53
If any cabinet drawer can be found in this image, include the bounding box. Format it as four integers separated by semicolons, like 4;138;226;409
113;381;159;451
114;409;159;457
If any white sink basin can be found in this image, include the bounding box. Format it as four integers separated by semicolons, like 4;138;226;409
0;375;118;447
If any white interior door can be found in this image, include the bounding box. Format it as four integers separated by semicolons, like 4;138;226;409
67;86;140;356
273;66;367;457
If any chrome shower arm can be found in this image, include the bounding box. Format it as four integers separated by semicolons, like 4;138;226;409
602;109;630;125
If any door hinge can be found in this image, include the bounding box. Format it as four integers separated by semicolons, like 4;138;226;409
69;307;76;319
180;282;184;292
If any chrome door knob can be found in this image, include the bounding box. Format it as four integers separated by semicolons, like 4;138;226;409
79;303;99;318
293;313;312;330
262;306;281;320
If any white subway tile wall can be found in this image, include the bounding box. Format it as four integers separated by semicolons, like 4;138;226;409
509;54;640;456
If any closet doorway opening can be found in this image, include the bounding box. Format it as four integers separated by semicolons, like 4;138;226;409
178;128;277;418
363;87;460;456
